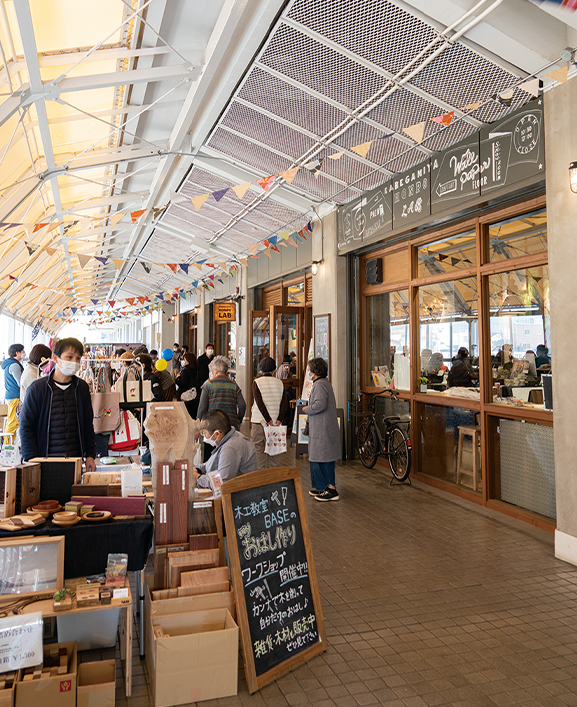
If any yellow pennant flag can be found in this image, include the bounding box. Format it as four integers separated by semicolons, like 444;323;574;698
279;231;291;240
279;166;300;184
239;258;248;266
110;212;125;228
191;194;210;210
545;66;568;84
328;150;346;161
111;259;124;270
350;141;373;159
231;181;252;199
403;122;426;144
193;263;204;271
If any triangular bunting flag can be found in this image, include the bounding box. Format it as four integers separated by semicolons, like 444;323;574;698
137;297;147;304
279;240;289;247
461;101;482;111
518;78;541;97
328;151;346;160
33;223;49;233
262;240;271;249
167;264;178;273
91;299;99;305
130;209;147;223
77;254;91;269
271;245;280;254
193;263;203;271
94;256;108;265
288;236;298;247
279;231;291;240
45;247;56;256
126;298;135;306
258;175;275;192
111;259;123;270
248;243;258;255
240;258;248;266
110;212;125;228
350;141;374;159
231;181;252;199
279;166;300;184
26;245;35;256
212;188;228;202
268;235;278;246
108;301;116;308
545;66;568;84
141;262;151;274
191;194;210;210
264;248;272;259
71;308;77;315
304;158;324;177
403;121;426;144
8;275;17;282
169;190;189;205
179;264;189;274
431;111;454;127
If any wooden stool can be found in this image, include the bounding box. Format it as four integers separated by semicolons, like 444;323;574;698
456;425;481;491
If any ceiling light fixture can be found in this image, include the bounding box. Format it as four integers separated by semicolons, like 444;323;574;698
570;162;577;194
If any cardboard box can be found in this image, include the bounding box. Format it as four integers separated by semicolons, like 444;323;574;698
77;660;115;707
16;642;76;707
0;671;18;707
145;574;235;620
147;609;238;706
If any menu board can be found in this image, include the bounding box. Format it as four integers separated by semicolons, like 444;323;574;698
431;134;481;214
480;98;544;194
337;184;392;249
392;158;431;230
221;468;326;693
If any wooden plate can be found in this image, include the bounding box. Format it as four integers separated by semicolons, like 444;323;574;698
30;505;62;517
52;516;81;527
82;510;112;522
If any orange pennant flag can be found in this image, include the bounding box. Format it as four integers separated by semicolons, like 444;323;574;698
403;121;426;144
239;258;248;266
167;264;178;273
111;259;123;270
545;66;568;84
264;248;272;258
130;209;147;223
45;247;56;256
231;181;252;199
33;223;49;233
191;194;210;210
461;101;482;111
431;111;454;127
126;298;136;306
350;141;373;159
271;245;280;254
193;262;204;271
248;243;259;255
257;175;275;192
328;150;346;160
47;221;64;232
279;166;300;184
288;236;298;247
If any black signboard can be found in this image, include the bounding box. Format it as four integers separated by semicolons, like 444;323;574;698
480;98;544;195
337;184;392;249
221;467;326;693
392;158;431;230
431;134;481;214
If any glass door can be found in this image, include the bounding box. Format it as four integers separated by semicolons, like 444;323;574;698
270;306;303;397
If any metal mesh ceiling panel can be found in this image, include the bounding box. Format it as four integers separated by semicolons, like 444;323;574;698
287;0;439;75
367;87;444;133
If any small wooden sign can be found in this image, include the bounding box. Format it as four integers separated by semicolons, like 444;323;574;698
221;467;326;693
214;302;236;321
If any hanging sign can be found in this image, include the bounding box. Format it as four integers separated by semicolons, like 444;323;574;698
431;134;481;214
392;158;431;230
214;302;236;321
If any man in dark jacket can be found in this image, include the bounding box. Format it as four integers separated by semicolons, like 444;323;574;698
197;343;214;387
20;337;96;471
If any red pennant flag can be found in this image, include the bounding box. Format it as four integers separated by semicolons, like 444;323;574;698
262;240;271;249
271;245;280;254
108;300;116;308
126;297;135;306
130;209;147;223
257;175;275;192
137;296;147;304
167;264;178;273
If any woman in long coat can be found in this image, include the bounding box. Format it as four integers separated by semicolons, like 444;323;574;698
303;357;341;502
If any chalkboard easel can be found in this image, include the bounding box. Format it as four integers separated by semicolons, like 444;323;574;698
221;467;327;693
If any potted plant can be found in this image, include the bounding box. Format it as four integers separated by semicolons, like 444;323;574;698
420;376;428;393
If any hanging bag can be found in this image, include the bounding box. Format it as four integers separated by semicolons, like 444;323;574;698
263;424;288;456
113;364;152;407
92;365;121;434
109;410;141;452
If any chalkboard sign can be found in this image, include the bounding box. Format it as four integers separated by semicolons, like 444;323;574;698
431;134;481;214
221;467;326;693
480;98;544;195
313;314;330;375
337;185;392;249
392;158;431;230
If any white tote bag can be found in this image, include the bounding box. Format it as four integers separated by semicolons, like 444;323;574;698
263;425;287;456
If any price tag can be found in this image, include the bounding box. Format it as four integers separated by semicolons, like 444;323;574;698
0;612;43;671
113;588;129;599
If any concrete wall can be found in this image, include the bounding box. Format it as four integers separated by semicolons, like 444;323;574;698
544;79;577;565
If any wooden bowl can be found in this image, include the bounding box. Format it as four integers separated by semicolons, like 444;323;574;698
29;504;62;518
37;500;60;510
53;511;78;522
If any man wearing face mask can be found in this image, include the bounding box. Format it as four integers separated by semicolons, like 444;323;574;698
193;410;257;488
197;343;214;387
19;337;97;472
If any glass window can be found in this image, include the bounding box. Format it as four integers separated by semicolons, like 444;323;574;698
251;314;270;377
286;282;305;305
417;230;476;278
419;276;479;391
367;290;410;390
488;208;547;263
488;265;549;402
419;403;481;494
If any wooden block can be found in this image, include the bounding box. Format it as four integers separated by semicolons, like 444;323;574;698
179;566;228;587
188;498;217;535
167;549;219;588
100;589;111;605
155;462;172;546
71;483;108;496
76;586;100;607
177;580;230;596
71;495;146;515
33;668;42;680
18;462;41;513
64;501;83;514
189;533;219;551
153;626;165;639
23;674;33;682
50;667;58;677
79;504;95;516
153;543;188;590
0;467;17;519
170;460;188;544
53;595;72;612
81;471;121;485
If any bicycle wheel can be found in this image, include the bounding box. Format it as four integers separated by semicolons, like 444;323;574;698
387;425;411;481
357;419;379;468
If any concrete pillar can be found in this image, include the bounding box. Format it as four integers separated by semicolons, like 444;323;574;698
544;79;577;564
235;266;252;419
311;209;347;410
196;290;211;356
159;303;176;353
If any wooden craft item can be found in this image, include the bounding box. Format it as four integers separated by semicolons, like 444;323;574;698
188;499;217;535
155;462;172;546
179;566;228;588
0;463;41;519
71;495;146;515
79;504;95;516
176;580;230;597
64;501;83;513
153;542;189;590
167;548;219;587
100;589;111;604
81;471;121;485
53;594;72;612
76;586;100;607
189;533;219;551
169;460;188;544
30;457;82;505
71;483;108;496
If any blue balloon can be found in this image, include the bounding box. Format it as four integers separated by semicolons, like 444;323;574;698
162;348;173;361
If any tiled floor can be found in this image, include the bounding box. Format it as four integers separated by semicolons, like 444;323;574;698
90;454;577;707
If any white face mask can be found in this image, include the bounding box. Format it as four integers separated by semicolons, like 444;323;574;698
206;348;214;357
57;358;80;377
203;432;218;447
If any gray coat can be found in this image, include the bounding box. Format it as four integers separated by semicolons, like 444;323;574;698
304;378;341;463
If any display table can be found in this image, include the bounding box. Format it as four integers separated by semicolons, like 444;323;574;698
18;585;134;696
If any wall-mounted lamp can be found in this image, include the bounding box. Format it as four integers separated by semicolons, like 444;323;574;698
570;162;577;194
311;260;323;276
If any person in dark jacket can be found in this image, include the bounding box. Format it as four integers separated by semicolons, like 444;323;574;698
2;342;24;441
20;337;96;471
197;343;214;387
135;354;164;402
447;347;473;388
175;353;200;419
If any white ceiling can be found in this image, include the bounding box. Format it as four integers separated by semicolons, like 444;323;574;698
0;0;574;331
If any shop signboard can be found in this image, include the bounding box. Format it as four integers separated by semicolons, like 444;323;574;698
480;98;544;194
214;302;236;321
431;134;481;214
337;184;392;250
392;158;431;230
221;467;326;693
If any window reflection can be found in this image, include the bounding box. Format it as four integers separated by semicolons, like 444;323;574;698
489;208;547;263
368;290;410;390
286;282;305;305
417;230;476;278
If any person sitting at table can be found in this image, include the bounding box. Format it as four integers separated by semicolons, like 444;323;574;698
193;410;257;489
535;344;550;368
448;347;473;388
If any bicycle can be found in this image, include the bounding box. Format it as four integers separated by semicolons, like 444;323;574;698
355;389;412;482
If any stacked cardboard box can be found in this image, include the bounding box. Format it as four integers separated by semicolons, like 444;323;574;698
16;642;77;707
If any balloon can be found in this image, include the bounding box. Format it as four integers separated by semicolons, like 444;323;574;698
156;358;167;371
162;348;173;361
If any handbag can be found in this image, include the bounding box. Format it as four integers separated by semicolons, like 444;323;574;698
92;365;121;434
113;365;152;405
263;425;287;456
109;410;141;452
181;387;197;402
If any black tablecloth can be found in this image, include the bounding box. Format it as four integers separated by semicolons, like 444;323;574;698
0;518;153;578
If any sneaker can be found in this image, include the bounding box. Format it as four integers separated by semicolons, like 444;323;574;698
315;488;339;502
308;489;318;497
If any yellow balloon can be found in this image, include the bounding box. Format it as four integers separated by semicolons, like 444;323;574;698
156;358;167;371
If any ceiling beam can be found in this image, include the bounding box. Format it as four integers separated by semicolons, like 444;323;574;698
57;63;199;93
